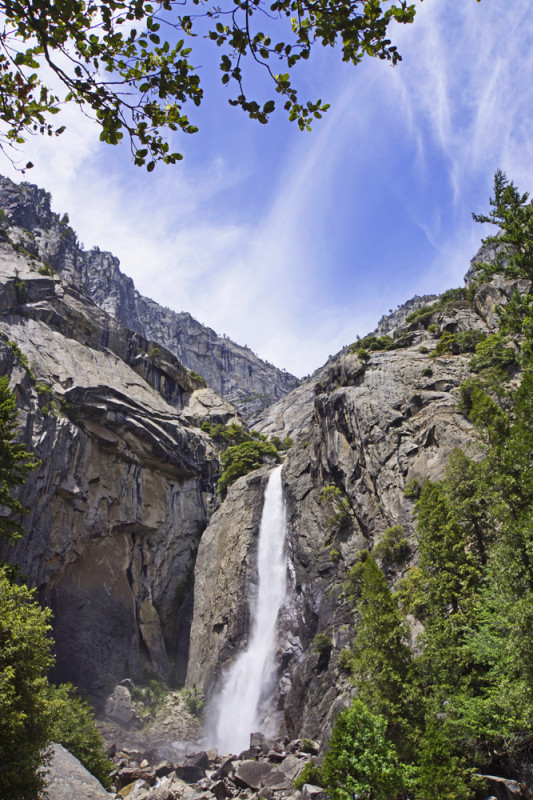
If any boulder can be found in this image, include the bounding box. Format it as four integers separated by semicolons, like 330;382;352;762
175;764;207;783
105;685;141;730
234;759;276;790
43;743;110;800
301;784;329;800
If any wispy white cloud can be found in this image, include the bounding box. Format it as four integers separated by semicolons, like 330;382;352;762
2;0;533;377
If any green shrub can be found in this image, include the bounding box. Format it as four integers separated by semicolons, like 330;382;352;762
293;760;323;790
0;568;54;799
202;421;252;447
300;738;316;754
270;435;293;451
421;367;433;377
469;334;518;375
403;478;420;499
320;485;352;530
349;334;395;354
188;369;207;386
181;685;205;717
6;340;36;383
0;377;40;544
47;684;113;786
355;347;370;361
427;323;439;335
374;525;410;567
405;305;436;326
218;440;280;498
406;289;469;328
430;329;486;358
329;547;341;563
321;700;404;800
337;648;355;673
312;632;332;657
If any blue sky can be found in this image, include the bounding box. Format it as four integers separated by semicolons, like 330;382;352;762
3;0;533;377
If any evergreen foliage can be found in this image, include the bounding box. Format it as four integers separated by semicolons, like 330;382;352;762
321;700;404;800
0;567;54;799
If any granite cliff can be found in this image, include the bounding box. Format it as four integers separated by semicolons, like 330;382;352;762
0;232;239;704
0;176;299;419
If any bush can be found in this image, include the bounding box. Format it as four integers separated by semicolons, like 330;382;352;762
217;440;280;498
374;525;410;567
181;685;205;717
469;334;518;375
270;435;293;451
406;289;469;328
320;485;351;530
293;760;323;790
0;568;54;799
321;700;404;800
202;421;252;447
403;478;420;499
349;334;395;354
312;632;332;658
337;648;355;673
300;737;316;754
430;329;486;358
47;684;113;786
0;376;40;544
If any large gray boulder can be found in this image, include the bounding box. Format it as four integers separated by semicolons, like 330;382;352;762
44;743;110;800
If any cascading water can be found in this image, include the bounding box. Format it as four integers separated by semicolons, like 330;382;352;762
211;465;288;754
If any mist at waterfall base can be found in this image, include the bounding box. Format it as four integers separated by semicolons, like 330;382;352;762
208;466;288;754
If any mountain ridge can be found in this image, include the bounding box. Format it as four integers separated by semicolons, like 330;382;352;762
0;175;299;419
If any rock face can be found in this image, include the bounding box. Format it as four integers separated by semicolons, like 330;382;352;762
0;176;299;418
188;269;526;745
186;467;271;695
0;242;230;703
44;744;110;800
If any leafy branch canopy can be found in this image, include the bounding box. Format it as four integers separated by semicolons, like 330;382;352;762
0;0;416;169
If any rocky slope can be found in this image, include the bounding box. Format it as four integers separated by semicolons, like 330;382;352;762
0;176;299;418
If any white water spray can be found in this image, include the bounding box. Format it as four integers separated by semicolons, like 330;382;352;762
212;465;287;754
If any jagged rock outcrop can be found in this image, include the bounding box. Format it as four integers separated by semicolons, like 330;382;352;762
0;176;299;418
374;293;438;337
0;245;236;704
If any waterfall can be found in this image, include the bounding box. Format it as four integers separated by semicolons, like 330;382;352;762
212;465;287;754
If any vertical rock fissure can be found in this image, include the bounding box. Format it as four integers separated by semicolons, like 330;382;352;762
210;465;288;753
